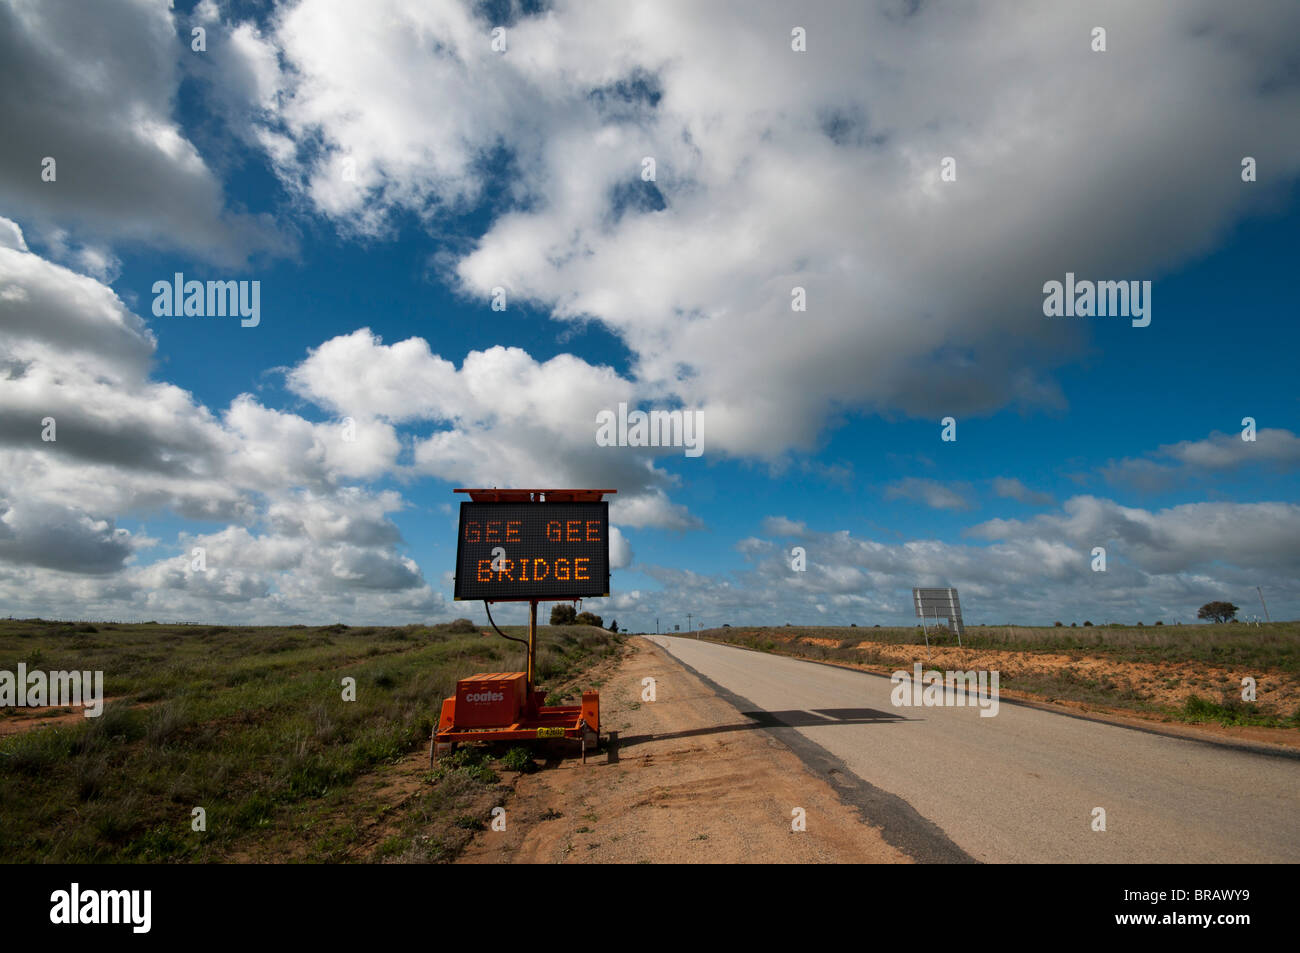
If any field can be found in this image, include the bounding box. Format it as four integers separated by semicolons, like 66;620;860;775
0;618;622;863
698;622;1300;729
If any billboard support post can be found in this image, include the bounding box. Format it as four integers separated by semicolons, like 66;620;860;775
528;599;538;691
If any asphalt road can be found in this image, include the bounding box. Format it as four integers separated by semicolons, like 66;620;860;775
648;635;1300;863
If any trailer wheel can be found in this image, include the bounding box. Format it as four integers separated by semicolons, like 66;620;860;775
432;740;455;765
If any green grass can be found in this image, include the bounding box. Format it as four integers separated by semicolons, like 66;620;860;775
0;618;622;862
1176;695;1300;729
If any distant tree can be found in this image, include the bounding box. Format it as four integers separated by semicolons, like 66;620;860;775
1083;620;1093;627
549;604;577;626
608;619;619;633
446;618;477;634
1054;621;1063;627
575;611;604;628
1197;601;1239;624
1070;622;1077;627
1154;620;1163;626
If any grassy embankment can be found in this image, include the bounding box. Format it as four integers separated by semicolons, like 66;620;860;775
0;618;622;862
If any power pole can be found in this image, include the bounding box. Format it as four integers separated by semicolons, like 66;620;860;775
1257;586;1271;623
687;612;692;633
655;617;659;635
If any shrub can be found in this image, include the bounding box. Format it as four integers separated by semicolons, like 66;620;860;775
446;618;478;634
500;747;536;772
76;754;110;801
5;726;74;775
549;604;577;626
1083;621;1093;627
574;611;603;628
75;702;146;753
145;700;190;747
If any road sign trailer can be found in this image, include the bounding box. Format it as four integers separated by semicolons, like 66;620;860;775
432;488;613;764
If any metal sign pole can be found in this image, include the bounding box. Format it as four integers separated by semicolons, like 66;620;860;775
527;599;538;692
950;589;962;647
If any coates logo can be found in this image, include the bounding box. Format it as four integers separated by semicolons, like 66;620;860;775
465;691;505;703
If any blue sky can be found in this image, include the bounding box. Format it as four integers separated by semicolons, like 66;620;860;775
1;0;1297;629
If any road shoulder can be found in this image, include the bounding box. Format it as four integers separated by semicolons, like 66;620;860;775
457;636;911;863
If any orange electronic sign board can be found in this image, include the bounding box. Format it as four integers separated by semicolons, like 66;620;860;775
454;501;610;601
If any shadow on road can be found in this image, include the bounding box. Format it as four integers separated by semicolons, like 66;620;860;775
615;706;907;750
